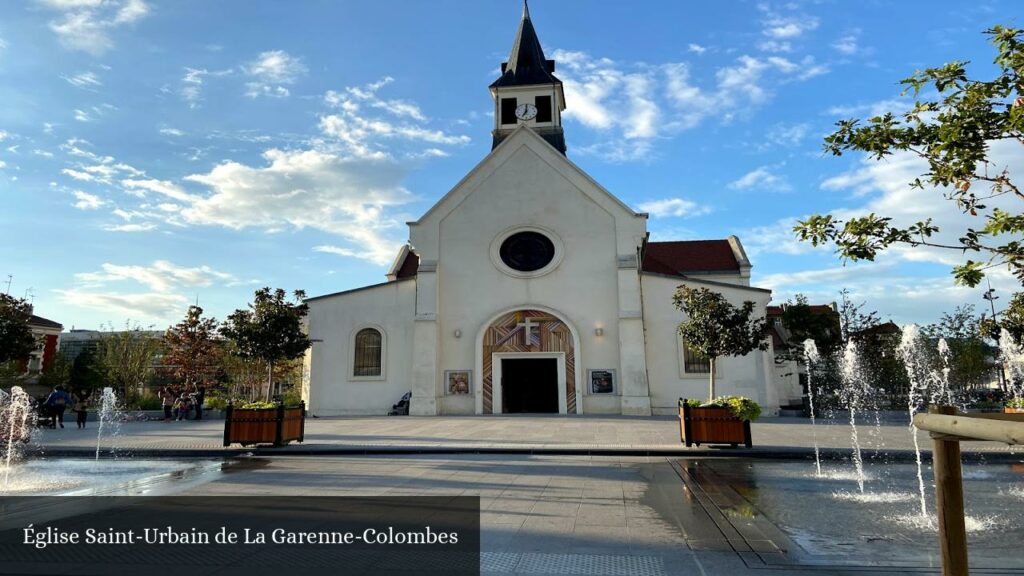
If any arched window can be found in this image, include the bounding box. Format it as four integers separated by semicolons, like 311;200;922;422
353;328;383;377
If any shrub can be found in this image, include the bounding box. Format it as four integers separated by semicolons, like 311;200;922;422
278;390;303;408
680;396;762;421
1007;397;1024;409
239;401;277;409
205;396;228;411
131;393;163;411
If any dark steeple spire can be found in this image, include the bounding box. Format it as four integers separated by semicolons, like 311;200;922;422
490;0;560;88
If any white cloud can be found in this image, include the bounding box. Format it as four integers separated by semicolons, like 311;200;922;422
62;168;94;181
761;12;819;39
72;190;104;209
0;160;6;169
741;217;825;257
103;223;157;232
553;49;828;161
180;67;232;108
636;198;712;218
62;70;102;89
181;148;413;265
729;165;792;192
57;289;187;321
159;127;184;136
243;50;306;98
833;34;859;55
763;122;810;148
40;0;149;56
0;130;9;141
814;138;1024;270
73;108;92;122
75;260;237;292
121;178;197;202
320;77;469;159
687;43;707;55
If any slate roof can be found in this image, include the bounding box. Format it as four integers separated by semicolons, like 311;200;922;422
641;240;740;275
490;2;561;89
29;314;62;330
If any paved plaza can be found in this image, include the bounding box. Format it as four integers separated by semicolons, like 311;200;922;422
165;453;1020;576
19;415;1024;575
32;413;1023;457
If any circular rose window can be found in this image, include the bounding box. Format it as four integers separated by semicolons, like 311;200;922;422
499;231;556;272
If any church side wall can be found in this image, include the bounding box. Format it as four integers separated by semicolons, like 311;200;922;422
640;274;777;415
304;280;416;415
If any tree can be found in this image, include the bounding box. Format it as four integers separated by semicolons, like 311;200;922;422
779;294;842;360
38;353;73;391
795;26;1024;287
0;293;36;364
923;305;994;390
983;291;1024;345
69;349;103;398
836;289;881;344
163;306;220;388
96;324;161;405
220;288;311;401
673;286;770;401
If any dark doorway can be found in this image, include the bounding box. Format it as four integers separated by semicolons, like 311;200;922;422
501;358;559;413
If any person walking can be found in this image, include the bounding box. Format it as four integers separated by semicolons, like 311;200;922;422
45;385;70;429
160;387;174;421
193;384;206;420
71;394;89;429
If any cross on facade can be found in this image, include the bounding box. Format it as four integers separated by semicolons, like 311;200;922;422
517;317;539;343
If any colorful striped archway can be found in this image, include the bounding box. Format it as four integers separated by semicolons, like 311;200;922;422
481;309;576;414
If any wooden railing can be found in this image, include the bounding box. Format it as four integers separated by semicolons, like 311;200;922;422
912;407;1024;576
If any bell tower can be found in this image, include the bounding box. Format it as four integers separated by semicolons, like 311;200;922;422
489;1;567;154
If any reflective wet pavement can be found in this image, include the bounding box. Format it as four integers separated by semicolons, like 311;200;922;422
3;454;1023;575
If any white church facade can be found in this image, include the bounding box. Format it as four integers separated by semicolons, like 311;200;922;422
302;6;778;417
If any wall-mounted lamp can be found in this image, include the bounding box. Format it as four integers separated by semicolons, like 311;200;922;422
594;328;604;337
453;329;462;338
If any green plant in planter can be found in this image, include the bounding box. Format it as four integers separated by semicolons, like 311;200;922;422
1007;397;1024;409
682;396;762;421
239;400;277;409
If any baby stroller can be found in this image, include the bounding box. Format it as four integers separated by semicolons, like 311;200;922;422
388;392;411;416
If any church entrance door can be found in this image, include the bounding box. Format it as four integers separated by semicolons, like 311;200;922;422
501;358;558;413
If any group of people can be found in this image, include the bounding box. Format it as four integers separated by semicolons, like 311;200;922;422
42;385;90;429
158;385;206;421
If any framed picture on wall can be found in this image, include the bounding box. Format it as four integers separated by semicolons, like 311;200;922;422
588;369;615;394
445;370;472;395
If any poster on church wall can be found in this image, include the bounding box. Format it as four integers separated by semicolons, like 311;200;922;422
445;370;472;395
588;369;615;394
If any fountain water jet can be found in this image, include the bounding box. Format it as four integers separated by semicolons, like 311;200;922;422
2;386;35;491
898;324;930;519
95;387;120;460
840;340;866;492
998;328;1024;400
803;339;823;477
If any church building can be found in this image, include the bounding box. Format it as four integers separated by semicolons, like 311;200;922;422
302;6;778;416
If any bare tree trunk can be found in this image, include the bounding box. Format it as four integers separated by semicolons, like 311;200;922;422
265;361;274;402
708;357;717;402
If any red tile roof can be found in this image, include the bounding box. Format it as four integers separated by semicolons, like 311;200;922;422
641;240;739;275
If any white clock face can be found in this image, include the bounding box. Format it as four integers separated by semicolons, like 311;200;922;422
515;103;538;121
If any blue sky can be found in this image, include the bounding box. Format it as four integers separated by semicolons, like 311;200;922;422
1;0;1019;330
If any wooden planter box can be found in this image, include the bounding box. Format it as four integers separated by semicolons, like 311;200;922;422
1005;406;1024;414
679;399;752;448
223;402;305;447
